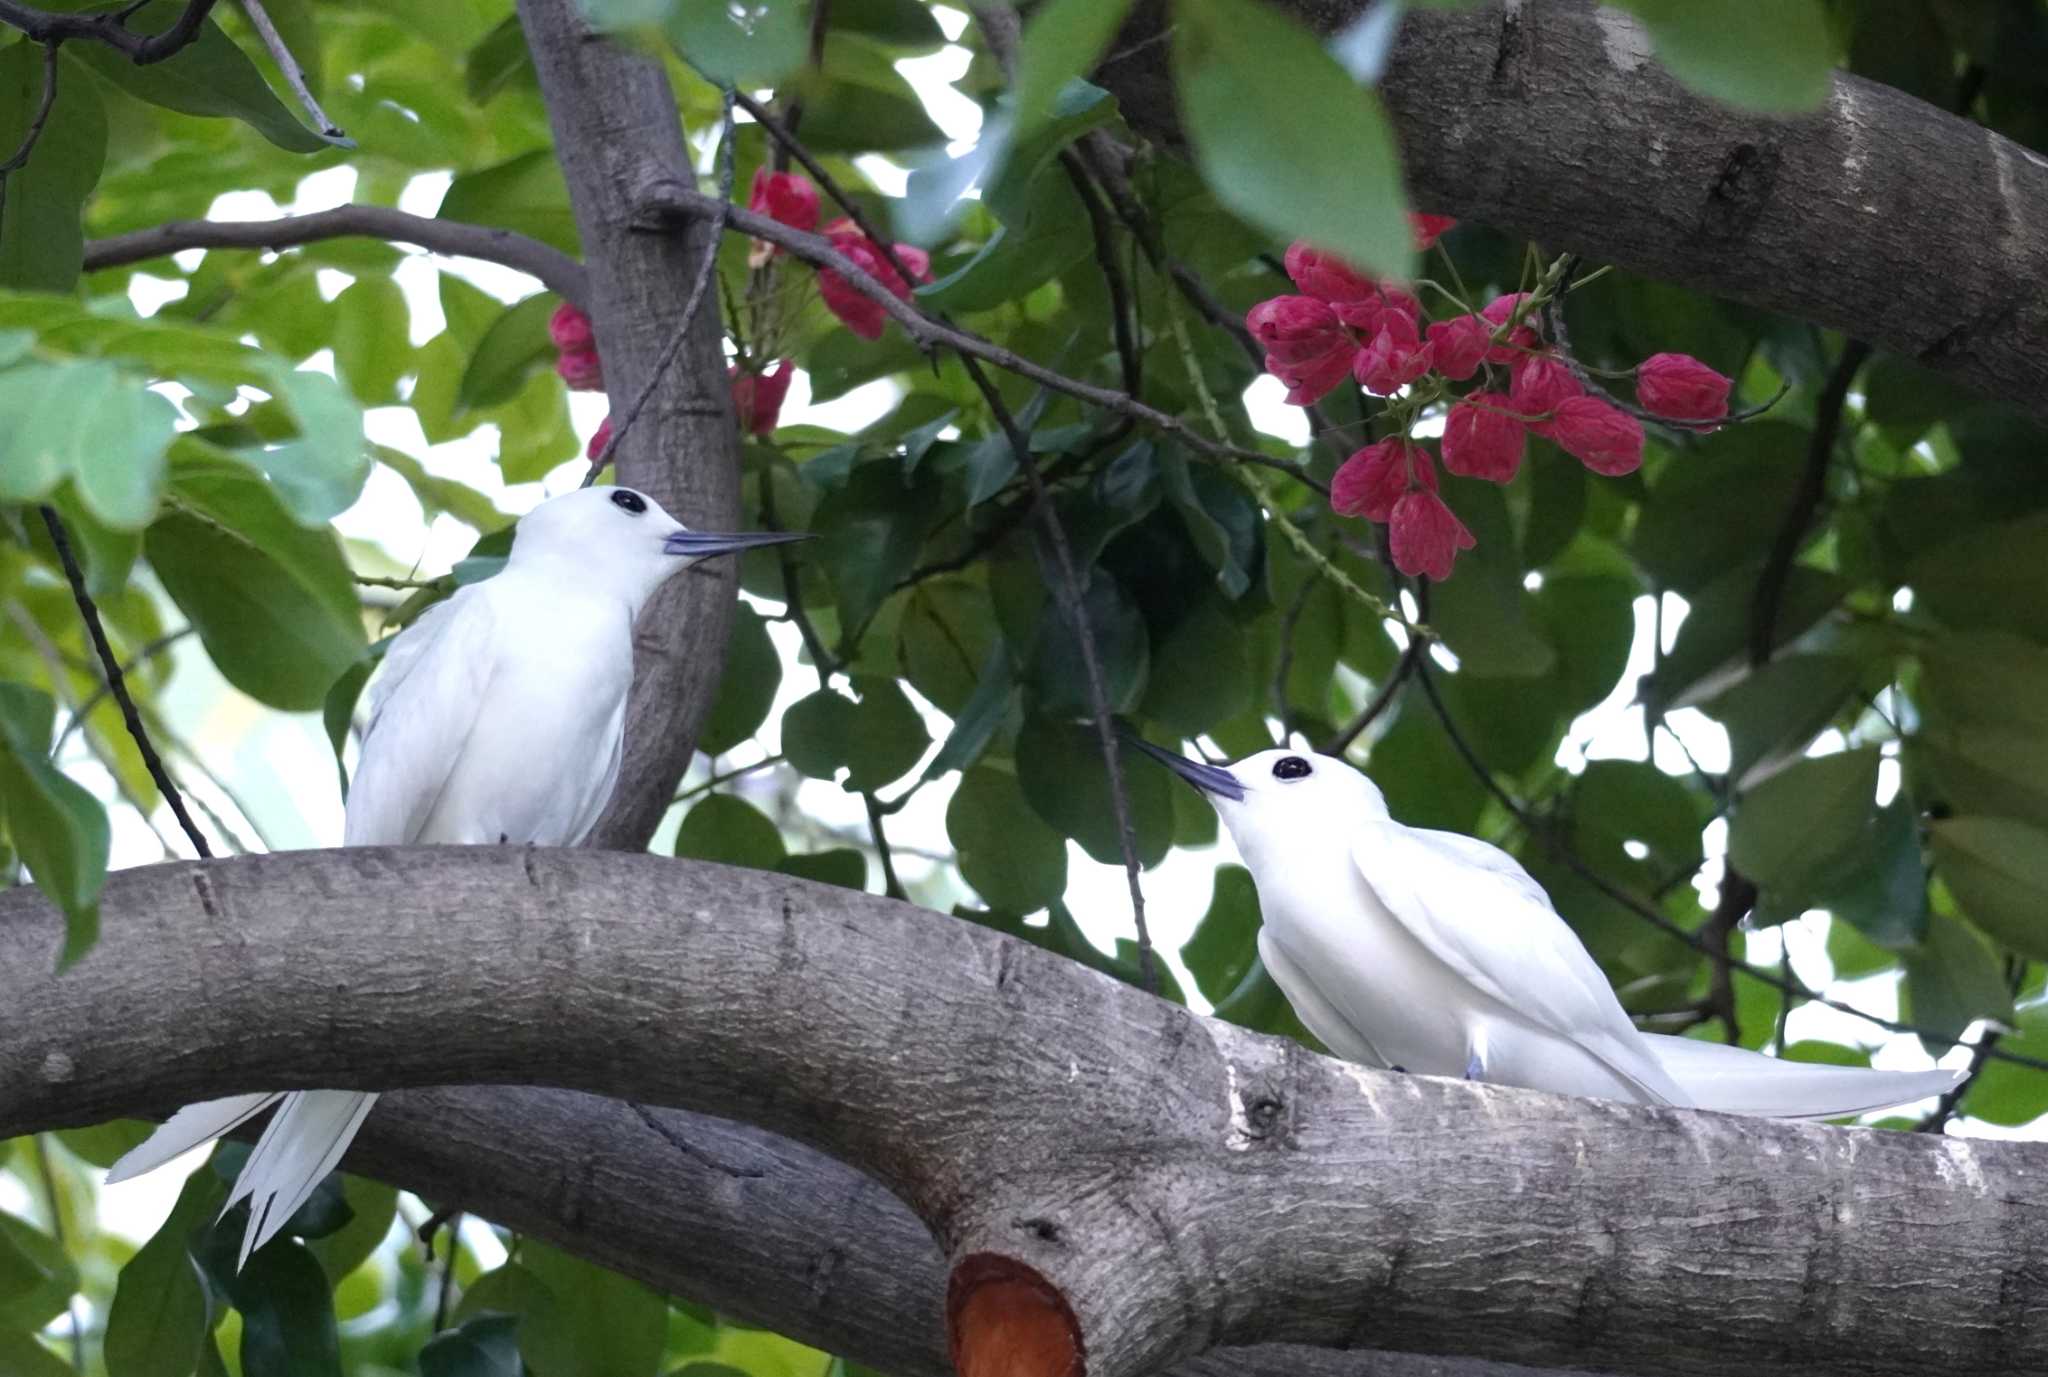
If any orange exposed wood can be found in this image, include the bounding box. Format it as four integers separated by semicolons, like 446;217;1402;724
948;1254;1084;1377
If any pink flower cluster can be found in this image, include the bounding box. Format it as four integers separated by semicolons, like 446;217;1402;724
1248;236;1733;581
748;171;932;341
546;301;795;462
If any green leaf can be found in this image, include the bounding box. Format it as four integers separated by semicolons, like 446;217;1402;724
791;34;944;152
0;360;175;529
777;848;868;890
147;457;365;711
1182;864;1261;1005
422;1313;522;1377
329;276;411;405
1703;653;1861;789
54;1119;151;1168
675;794;786;871
68;11;333;151
1764;799;1928;948
245;363;372;525
896;579;995;716
1141;596;1254;738
441;151;579;256
1902;911;2014;1056
917;149;1096;313
1643;563;1849;713
1620;0;1833;113
698;602;782;754
0;1212;76;1332
948;766;1067;913
922;639;1015;781
459;294;559;411
1918;630;2048;735
833;0;947;47
1908;510;2048;643
1964;1004;2048;1127
1014;0;1133;133
1026;569;1149;719
223;1240;342;1377
0;682;109;968
1014;715;1172;867
1174;0;1411;279
465;16;534;104
105;1167;221;1377
516;1243;665;1377
308;1176;395;1284
1727;749;1880;893
1160;450;1261;601
842;675;929;791
0;1335;70;1377
1367;700;1487;835
782;688;858;781
1931;816;2048;961
1572;760;1705;876
645;0;807;85
0;47;105;291
1633;422;1810;594
1918;728;2048;833
810;459;940;639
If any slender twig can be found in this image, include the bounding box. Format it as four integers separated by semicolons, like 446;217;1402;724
641;186;1312;486
1751;339;1871;665
671;753;784;806
864;793;907;900
237;0;346;142
431;1210;463;1332
38;508;212;858
0;0;217;63
1701;869;1756;1045
84;204;588;304
586;89;736;485
1323;640;1419;754
353;571;452;591
1062;150;1141;397
1409;653;2048;1073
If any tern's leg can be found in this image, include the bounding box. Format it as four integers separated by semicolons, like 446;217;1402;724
1464;1050;1485;1081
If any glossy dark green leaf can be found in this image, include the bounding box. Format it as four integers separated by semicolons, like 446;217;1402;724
1160;451;1261;601
948;766;1067;913
1703;653;1860;788
1902;911;2014;1057
811;459;941;640
1181;865;1260;1004
1141;596;1254;738
422;1313;522;1377
843;675;929;791
1174;0;1411;277
1932;816;2048;961
1728;749;1879;893
1366;700;1487;835
776;848;868;890
675;794;786;871
698;602;782;754
923;640;1015;781
0;682;109;968
105;1164;225;1377
1757;798;1928;947
1015;716;1173;867
898;579;997;716
1620;0;1832;111
0;46;105;292
223;1239;342;1377
459;294;559;411
1026;569;1149;719
1572;760;1705;876
68;12;332;151
517;1242;665;1377
0;1211;75;1332
1633;423;1809;594
782;688;859;781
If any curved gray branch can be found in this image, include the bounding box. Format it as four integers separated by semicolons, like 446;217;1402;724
1097;0;2048;423
3;849;2042;1377
82;206;587;305
516;0;742;848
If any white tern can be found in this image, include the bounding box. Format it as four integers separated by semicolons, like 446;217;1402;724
107;486;807;1265
1130;740;1963;1119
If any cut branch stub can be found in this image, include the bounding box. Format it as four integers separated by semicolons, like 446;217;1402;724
3;848;2046;1377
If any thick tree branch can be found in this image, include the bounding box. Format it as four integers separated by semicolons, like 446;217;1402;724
6;849;2045;1377
517;0;742;848
1095;0;2048;424
82;205;589;309
0;0;216;64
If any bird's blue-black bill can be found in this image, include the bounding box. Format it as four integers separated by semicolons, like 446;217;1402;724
664;529;813;559
1121;733;1245;802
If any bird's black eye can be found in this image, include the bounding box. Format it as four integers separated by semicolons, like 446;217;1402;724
610;489;648;516
1273;755;1312;781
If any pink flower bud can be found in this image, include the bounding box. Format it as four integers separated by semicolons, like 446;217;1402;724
1508;352;1582;434
1441;393;1526;483
747;169;821;234
1248;295;1357;405
730;358;795;438
1550;395;1645;476
1426;314;1489;381
548;302;594;354
1353;312;1433;396
818;222;933;340
1284;241;1376;306
1409;212;1457;250
1635;352;1732;427
1479;292;1541;361
586;413;613;462
1331;438;1434;522
555;345;604;391
1389;489;1475;582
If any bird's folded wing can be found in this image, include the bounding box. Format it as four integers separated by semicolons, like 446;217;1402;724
1352;823;1688;1104
344;589;500;847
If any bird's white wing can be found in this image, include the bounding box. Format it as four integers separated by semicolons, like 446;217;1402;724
1352;822;1688;1104
345;588;500;847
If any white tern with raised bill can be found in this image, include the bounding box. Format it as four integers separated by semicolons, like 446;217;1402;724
107;486;808;1265
1128;740;1963;1119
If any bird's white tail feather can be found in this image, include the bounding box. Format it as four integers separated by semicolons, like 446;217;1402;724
104;1094;282;1184
225;1090;379;1268
1644;1034;1962;1120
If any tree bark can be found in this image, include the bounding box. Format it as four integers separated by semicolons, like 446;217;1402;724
517;0;741;848
8;850;2043;1377
1095;0;2048;423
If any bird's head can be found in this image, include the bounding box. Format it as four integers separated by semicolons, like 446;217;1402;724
508;486;810;606
1123;738;1388;867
